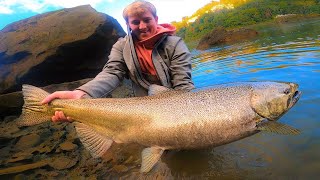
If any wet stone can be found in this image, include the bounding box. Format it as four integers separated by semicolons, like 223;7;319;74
15;134;41;150
0;136;14;149
32;143;52;154
48;156;78;170
65;123;75;133
96;163;104;170
84;158;101;167
14;173;27;180
0;144;12;161
50;122;67;131
65;124;77;139
0;159;49;177
52;130;66;140
86;175;98;180
0;121;20;137
38;129;52;141
123;156;134;165
112;165;129;173
35;169;60;178
36;123;51;131
3;116;19;123
6;151;34;163
59;141;78;152
12;123;50;139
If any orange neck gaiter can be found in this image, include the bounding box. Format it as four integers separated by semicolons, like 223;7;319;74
134;24;176;76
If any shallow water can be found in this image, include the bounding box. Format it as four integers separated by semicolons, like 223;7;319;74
167;18;320;178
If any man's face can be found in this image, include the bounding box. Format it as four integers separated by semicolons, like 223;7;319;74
127;10;158;41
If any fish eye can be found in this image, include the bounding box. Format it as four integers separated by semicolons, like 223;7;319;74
283;88;290;95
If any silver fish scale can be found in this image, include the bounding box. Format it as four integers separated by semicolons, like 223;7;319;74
116;84;259;148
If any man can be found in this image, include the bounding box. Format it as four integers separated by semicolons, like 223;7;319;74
41;0;194;121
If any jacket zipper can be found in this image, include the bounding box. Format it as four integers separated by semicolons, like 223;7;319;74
128;28;150;89
152;34;170;86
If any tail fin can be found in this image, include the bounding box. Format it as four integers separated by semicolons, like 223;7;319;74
16;85;52;127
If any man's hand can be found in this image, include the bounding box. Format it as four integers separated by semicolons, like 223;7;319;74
41;90;87;122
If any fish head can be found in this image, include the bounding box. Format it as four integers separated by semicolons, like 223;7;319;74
250;82;301;121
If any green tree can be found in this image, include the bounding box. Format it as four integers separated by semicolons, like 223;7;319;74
174;0;320;42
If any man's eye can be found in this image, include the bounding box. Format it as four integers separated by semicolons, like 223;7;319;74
144;19;150;23
132;21;140;25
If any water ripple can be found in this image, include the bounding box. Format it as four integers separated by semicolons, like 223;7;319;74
192;38;320;89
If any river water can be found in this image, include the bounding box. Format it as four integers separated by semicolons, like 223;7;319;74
166;18;320;179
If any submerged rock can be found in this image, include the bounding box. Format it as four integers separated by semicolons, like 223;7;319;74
59;141;78;152
15;134;41;151
0;159;49;176
48;156;78;170
112;165;129;173
197;27;258;50
0;119;20;136
6;151;34;163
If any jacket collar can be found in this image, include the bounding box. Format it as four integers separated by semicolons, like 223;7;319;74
134;24;176;49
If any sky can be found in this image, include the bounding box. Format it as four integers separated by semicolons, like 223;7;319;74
0;0;216;31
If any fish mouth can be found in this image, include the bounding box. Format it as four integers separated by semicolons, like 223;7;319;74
265;90;301;122
288;90;302;108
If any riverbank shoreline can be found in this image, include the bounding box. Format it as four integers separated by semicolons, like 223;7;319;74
186;14;320;50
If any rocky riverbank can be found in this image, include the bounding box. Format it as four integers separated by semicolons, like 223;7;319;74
0;5;174;179
0;78;174;179
196;27;258;50
195;14;320;50
0;116;173;179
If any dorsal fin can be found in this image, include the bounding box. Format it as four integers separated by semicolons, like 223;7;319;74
74;122;113;158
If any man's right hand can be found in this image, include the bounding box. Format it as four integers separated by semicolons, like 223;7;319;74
41;90;87;122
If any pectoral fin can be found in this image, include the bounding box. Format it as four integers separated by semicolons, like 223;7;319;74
74;122;113;158
257;120;300;135
140;147;164;173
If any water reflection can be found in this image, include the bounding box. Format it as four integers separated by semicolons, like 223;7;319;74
192;37;320;88
187;18;320;179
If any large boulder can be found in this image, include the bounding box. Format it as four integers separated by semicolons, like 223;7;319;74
0;5;126;94
197;27;258;50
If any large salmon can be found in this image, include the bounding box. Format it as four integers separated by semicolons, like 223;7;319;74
16;81;301;172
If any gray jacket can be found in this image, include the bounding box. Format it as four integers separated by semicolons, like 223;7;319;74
77;34;194;97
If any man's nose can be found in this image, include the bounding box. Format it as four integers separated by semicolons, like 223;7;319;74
139;22;147;29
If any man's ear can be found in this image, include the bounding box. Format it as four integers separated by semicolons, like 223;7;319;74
155;16;158;23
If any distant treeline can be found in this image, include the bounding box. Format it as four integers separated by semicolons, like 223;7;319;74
173;0;320;42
